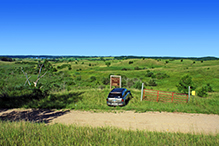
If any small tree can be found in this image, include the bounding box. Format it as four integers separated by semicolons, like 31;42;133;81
105;62;111;67
176;75;196;94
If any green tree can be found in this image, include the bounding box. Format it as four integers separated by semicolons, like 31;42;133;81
176;75;196;94
105;62;111;67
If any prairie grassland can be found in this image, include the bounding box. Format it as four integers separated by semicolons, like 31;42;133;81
1;121;219;146
1;58;219;114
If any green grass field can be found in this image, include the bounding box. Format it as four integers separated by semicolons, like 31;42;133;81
1;58;219;114
1;121;218;145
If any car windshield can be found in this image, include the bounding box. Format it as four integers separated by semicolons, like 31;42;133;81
108;92;122;98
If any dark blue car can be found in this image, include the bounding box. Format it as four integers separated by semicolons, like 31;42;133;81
107;88;132;106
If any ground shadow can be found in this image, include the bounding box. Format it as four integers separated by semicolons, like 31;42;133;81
0;91;84;109
0;109;69;123
0;109;8;114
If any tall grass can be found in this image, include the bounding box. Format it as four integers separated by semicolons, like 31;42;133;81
1;121;218;145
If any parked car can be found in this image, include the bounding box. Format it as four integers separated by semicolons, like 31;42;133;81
106;88;133;106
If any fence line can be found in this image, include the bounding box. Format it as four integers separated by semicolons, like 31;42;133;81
143;89;188;103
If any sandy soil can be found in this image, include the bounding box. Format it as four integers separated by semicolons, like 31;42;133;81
52;110;219;135
1;109;219;134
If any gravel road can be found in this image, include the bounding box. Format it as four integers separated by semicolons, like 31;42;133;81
1;109;219;134
51;110;219;135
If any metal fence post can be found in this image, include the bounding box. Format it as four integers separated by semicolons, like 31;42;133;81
188;86;190;102
141;83;144;101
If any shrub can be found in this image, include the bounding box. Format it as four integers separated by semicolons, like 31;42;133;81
0;57;13;62
176;75;196;94
134;66;141;70
197;87;208;97
129;61;133;64
76;76;81;81
181;59;183;62
126;78;135;88
148;79;157;86
101;77;109;85
156;72;170;79
132;81;142;90
205;83;214;92
105;62;111;67
121;68;128;71
89;63;91;66
90;76;96;82
146;72;154;77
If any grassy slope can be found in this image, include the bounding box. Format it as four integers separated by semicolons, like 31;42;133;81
1;58;219;114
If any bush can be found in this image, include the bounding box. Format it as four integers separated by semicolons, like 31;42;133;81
205;83;214;92
76;76;81;81
129;61;133;64
156;73;170;79
121;68;128;71
146;72;154;77
101;77;109;85
176;75;196;94
148;79;157;86
134;67;141;70
197;87;208;97
132;81;142;90
105;62;111;67
90;76;96;82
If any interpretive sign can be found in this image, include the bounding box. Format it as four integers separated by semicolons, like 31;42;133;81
110;75;121;90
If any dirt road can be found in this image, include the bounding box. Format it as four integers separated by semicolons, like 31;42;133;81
51;110;219;134
1;109;219;134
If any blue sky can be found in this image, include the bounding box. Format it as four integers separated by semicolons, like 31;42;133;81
0;0;218;57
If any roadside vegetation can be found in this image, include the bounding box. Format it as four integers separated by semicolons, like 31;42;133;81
1;121;219;145
1;56;219;114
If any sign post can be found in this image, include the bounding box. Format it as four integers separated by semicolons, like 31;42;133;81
141;83;144;101
110;75;121;90
188;86;191;102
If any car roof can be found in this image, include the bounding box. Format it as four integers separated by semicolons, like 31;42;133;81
111;88;126;93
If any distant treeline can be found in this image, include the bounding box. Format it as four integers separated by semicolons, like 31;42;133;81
0;57;14;62
0;55;218;61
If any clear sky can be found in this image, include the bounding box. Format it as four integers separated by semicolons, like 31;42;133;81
0;0;218;57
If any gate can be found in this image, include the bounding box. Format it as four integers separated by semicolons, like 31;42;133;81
143;89;188;103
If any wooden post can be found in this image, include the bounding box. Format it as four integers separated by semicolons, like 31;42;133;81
157;91;159;102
